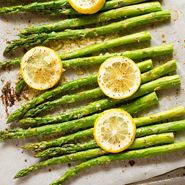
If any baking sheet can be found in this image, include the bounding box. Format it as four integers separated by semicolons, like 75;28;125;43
1;0;185;185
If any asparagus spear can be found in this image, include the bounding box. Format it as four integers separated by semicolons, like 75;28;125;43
20;62;177;126
7;74;98;123
24;59;153;118
0;44;172;70
4;11;171;54
0;58;20;69
135;106;185;127
1;92;159;143
0;0;68;14
136;120;185;137
24;88;104;118
25;129;95;151
44;0;151;16
51;141;185;185
36;133;174;159
60;31;152;60
140;60;176;84
15;133;174;178
20;2;162;36
62;44;173;69
24;105;185;152
136;59;153;73
35;140;98;158
15;79;26;96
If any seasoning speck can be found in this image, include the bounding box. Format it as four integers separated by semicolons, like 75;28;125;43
68;163;72;167
129;160;135;166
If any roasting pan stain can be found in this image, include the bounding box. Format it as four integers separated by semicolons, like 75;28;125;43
1;82;17;116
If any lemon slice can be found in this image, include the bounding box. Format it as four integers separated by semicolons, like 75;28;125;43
67;0;105;14
94;109;136;153
98;56;141;99
21;46;63;90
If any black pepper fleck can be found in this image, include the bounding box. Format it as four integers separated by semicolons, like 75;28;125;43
68;163;71;167
129;160;135;166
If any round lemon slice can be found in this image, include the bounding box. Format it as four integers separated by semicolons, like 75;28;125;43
21;46;63;91
98;56;141;99
94;109;136;153
67;0;105;14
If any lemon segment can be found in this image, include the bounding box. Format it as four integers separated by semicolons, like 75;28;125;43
21;46;63;91
98;56;141;99
94;109;136;153
67;0;105;14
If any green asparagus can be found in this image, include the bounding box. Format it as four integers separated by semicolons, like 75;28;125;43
136;120;185;137
1;92;159;143
135;106;185;127
0;0;68;14
16;58;152;98
136;59;153;73
44;0;151;16
62;44;173;69
60;31;152;60
5;57;166;123
20;62;177;126
0;0;150;15
20;3;162;36
27;114;185;152
36;133;174;159
0;58;20;69
35;140;98;158
0;44;172;70
36;106;185;158
24;88;104;118
7;74;98;123
4;11;171;54
23;105;185;152
140;60;176;84
5;75;180;142
15;79;26;96
51;141;185;185
24;59;153;118
15;133;174;178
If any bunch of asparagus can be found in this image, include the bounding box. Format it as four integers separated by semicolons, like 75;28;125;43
0;1;170;55
2;41;173;95
4;10;171;54
0;0;155;15
12;106;185;180
0;59;183;184
4;105;185;185
1;0;185;184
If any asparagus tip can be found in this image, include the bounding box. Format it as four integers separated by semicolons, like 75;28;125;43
34;153;40;158
0;131;8;141
21;143;39;151
21;144;33;150
6;115;14;124
14;169;27;178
